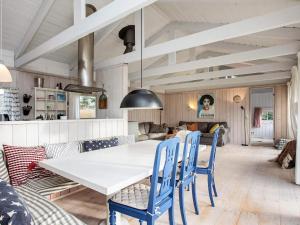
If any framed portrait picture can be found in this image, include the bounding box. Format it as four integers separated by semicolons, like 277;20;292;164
197;93;215;119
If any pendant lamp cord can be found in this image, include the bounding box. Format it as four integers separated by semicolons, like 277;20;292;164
0;0;3;62
140;8;143;89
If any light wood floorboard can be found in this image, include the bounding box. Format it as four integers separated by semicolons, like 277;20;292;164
54;144;300;225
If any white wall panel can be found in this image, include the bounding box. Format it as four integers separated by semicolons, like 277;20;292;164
0;125;12;146
0;119;127;147
26;123;39;146
38;123;50;145
68;122;78;142
13;125;27;146
49;122;60;144
59;122;68;143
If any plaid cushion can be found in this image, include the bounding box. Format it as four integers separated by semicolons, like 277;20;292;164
3;145;52;186
23;175;79;197
0;150;10;183
15;186;85;225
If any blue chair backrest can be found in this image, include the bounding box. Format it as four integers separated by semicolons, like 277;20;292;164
148;137;180;215
208;128;220;171
180;131;201;181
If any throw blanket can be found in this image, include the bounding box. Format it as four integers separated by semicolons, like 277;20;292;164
253;107;262;128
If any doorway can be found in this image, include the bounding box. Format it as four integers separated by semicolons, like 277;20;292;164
250;88;274;146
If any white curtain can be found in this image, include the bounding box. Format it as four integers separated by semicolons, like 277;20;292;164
287;66;299;139
68;92;80;119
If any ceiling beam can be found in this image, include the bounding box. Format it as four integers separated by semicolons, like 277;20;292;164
172;21;300;40
15;0;158;67
130;42;300;79
159;71;291;91
95;5;300;69
136;62;294;87
14;0;55;58
73;0;85;24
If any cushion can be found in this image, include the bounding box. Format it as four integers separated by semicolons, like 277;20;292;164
175;124;187;131
198;123;209;133
111;183;150;210
202;133;214;138
23;175;79;197
0;150;10;183
3;145;52;186
176;130;192;143
137;135;149;142
138;122;152;135
0;179;34;225
83;138;118;152
45;142;81;159
209;123;220;134
15;186;85;225
149;124;166;133
148;133;166;140
187;123;198;131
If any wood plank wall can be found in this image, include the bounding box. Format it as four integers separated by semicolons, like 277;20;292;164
274;85;288;139
128;85;288;144
128;93;165;124
165;88;249;145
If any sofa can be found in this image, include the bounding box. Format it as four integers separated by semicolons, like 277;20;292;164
129;121;168;141
0;135;135;225
178;121;229;146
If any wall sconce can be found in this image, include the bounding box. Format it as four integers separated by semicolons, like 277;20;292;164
98;84;107;109
233;95;241;103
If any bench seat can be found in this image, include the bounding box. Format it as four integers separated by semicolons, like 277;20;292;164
15;186;86;225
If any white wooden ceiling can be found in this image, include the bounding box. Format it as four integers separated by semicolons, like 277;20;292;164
2;0;300;91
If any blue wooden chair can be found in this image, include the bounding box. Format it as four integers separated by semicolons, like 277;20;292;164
196;128;220;207
177;131;201;225
108;137;180;225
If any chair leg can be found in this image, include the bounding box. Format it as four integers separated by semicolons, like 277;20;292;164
139;219;143;225
212;176;218;197
208;174;215;207
109;210;116;225
192;177;200;215
146;219;154;225
168;205;175;225
179;186;188;225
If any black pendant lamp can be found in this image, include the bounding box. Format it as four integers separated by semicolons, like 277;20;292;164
120;9;162;109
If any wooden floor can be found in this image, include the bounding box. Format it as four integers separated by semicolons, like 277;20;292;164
54;144;300;225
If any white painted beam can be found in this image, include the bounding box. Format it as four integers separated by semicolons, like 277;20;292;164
130;42;300;79
73;0;85;24
172;21;300;41
14;0;55;58
138;62;294;86
296;52;300;185
15;0;158;67
95;5;300;69
159;72;291;91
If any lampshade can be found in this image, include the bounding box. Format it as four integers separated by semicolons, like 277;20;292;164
0;63;12;82
120;89;163;109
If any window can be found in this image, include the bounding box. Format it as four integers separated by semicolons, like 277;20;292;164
262;111;273;121
79;96;96;119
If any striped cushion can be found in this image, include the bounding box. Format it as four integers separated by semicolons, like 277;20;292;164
3;145;52;186
0;150;10;183
45;142;81;159
23;175;79;197
15;186;86;225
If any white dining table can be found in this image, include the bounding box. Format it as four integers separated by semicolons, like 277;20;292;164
39;140;206;225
